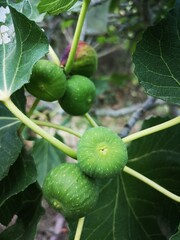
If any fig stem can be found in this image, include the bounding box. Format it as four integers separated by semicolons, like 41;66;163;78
84;113;98;127
19;98;40;133
122;116;180;143
27;98;40;118
64;0;91;74
3;97;77;159
33;119;82;138
48;45;61;65
74;217;85;240
123;166;180;203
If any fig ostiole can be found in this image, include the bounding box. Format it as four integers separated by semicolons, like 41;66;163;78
42;163;99;219
77;127;128;178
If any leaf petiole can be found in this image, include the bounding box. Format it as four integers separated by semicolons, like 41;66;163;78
123;116;180;143
3;98;77;159
123;166;180;203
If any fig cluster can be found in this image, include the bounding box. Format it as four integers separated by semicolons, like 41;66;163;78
26;41;97;115
27;43;128;220
43;127;128;219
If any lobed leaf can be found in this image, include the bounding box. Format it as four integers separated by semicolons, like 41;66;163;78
133;1;180;105
69;117;180;240
0;6;48;100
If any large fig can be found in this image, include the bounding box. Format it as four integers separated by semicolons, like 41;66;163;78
42;163;99;219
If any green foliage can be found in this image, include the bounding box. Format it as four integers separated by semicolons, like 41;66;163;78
0;1;179;239
31;136;66;186
7;0;45;21
38;0;79;15
133;1;180;105
0;183;43;240
0;7;48;101
170;224;180;239
86;0;110;35
70;117;180;240
0;105;22;180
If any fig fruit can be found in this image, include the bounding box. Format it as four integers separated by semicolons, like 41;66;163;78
25;60;67;102
61;41;98;77
77;127;128;178
42;163;99;219
59;75;96;116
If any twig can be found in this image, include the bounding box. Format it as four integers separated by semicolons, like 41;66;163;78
94;99;165;118
120;96;156;138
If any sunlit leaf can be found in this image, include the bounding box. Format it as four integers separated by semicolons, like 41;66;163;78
0;7;48;100
38;0;78;15
7;0;45;22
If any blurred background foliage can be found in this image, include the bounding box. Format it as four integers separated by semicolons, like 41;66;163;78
40;0;175;110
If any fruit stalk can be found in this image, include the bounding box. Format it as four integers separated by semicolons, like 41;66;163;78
84;113;98;127
123;166;180;202
74;217;85;240
65;0;91;74
33;119;82;138
3;98;77;159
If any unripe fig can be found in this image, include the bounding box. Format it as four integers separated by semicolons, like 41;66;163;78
61;41;98;77
59;75;96;116
77;127;128;178
42;163;99;219
25;60;67;102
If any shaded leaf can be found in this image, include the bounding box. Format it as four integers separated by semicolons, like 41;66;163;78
133;2;180;105
0;150;37;209
86;0;110;35
32;135;66;186
170;223;180;239
38;0;78;15
0;7;48;100
0;182;44;240
69;117;180;240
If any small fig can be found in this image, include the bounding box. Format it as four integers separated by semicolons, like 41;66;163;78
25;60;67;102
77;127;128;178
59;75;96;116
61;41;98;77
42;163;99;219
